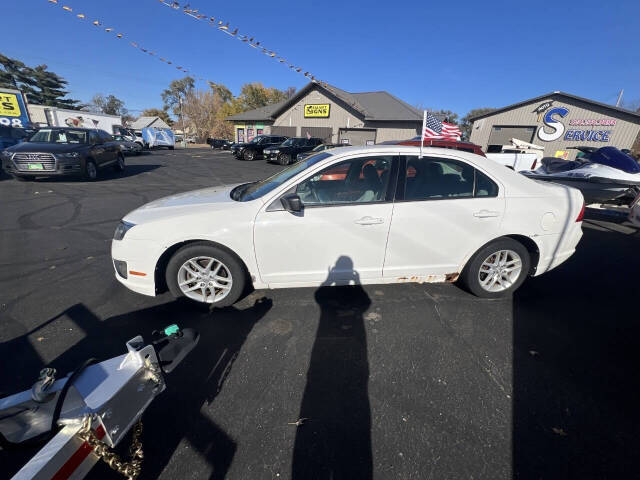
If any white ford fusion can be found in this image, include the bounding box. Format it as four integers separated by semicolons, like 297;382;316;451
111;145;584;306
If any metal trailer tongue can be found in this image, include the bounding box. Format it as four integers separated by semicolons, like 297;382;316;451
0;325;199;480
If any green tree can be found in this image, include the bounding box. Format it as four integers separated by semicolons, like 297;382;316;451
460;108;497;140
0;55;80;108
88;94;127;116
237;82;296;110
208;82;233;103
141;108;174;126
161;76;195;113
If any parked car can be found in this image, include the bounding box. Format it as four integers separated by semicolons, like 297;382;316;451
113;134;143;155
388;138;486;157
264;137;323;165
111;145;584;307
207;138;232;150
1;127;125;181
296;143;351;162
232;135;288;161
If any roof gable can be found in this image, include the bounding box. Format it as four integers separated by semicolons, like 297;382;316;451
469;91;640;122
226;82;422;123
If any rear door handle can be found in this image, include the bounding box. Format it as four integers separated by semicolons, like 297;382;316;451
355;216;384;225
473;210;500;218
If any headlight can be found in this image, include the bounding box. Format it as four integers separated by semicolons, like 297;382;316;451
113;220;136;240
58;152;80;158
1;150;13;157
272;150;279;154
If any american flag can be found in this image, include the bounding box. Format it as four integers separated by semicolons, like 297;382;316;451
423;112;462;140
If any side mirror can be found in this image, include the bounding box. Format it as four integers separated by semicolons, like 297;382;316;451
281;193;303;213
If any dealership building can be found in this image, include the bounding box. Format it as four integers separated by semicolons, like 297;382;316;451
226;82;423;145
469;91;640;160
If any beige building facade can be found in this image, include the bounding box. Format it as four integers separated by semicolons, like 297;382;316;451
227;82;422;145
470;92;640;160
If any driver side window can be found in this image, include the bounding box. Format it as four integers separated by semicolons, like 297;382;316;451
295;156;393;206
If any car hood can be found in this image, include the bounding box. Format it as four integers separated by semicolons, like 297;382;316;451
123;184;244;224
6;142;88;154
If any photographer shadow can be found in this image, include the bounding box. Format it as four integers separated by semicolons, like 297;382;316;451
292;256;373;480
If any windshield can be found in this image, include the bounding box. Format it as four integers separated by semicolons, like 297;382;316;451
29;129;88;144
249;135;266;144
312;144;326;152
231;152;333;202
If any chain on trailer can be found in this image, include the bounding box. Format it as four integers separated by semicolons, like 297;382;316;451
0;325;199;480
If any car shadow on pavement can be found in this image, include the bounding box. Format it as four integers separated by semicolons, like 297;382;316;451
20;164;162;183
291;256;373;479
512;217;640;478
0;297;272;480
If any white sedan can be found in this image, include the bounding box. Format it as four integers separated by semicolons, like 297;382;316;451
111;145;584;306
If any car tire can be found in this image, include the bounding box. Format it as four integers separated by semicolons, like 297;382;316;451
243;149;254;161
169;146;174;150
166;242;246;307
459;238;530;298
113;153;126;172
84;159;98;181
277;153;291;166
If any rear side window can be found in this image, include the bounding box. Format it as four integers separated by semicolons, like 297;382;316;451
403;156;499;200
475;170;499;197
404;157;474;200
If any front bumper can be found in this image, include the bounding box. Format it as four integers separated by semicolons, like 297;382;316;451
2;156;82;176
111;238;162;297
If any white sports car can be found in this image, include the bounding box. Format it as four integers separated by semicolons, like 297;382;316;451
111;145;584;306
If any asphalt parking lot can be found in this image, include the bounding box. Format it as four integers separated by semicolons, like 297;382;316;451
1;148;639;479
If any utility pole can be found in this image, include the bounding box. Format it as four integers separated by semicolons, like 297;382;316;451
179;96;187;148
616;89;624;107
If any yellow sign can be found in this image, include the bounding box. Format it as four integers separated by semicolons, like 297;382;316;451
304;104;330;118
0;93;21;117
554;150;569;160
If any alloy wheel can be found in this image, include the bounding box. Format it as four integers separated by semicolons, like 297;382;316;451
177;256;233;303
477;249;522;293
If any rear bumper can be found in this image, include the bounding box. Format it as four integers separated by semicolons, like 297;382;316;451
534;223;584;275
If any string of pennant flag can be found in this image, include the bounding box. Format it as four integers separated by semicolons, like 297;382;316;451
155;0;324;86
45;0;324;87
47;0;203;79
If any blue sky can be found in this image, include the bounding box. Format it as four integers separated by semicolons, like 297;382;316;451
5;0;640;118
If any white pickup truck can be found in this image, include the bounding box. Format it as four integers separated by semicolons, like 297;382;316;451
485;138;544;171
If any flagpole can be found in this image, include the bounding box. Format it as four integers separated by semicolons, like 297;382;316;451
420;110;426;159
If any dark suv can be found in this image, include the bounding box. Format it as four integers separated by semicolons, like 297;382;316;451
263;137;323;165
207;138;232;150
232;135;288;161
1;127;124;181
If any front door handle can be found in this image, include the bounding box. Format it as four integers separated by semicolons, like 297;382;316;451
355;216;384;225
473;210;500;218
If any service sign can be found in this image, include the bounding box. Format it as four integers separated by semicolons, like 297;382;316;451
533;101;615;143
0;89;30;128
304;104;330;118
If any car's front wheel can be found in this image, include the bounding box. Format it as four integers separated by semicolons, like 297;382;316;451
242;149;255;161
277;153;291;165
114;153;125;172
460;238;530;298
166;242;246;307
84;159;98;181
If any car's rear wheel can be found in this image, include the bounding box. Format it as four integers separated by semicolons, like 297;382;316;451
243;149;255;161
460;238;530;298
277;153;291;165
84;160;98;181
166;243;246;307
114;153;125;172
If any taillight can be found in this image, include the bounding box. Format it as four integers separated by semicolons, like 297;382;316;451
576;201;585;222
531;159;537;170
